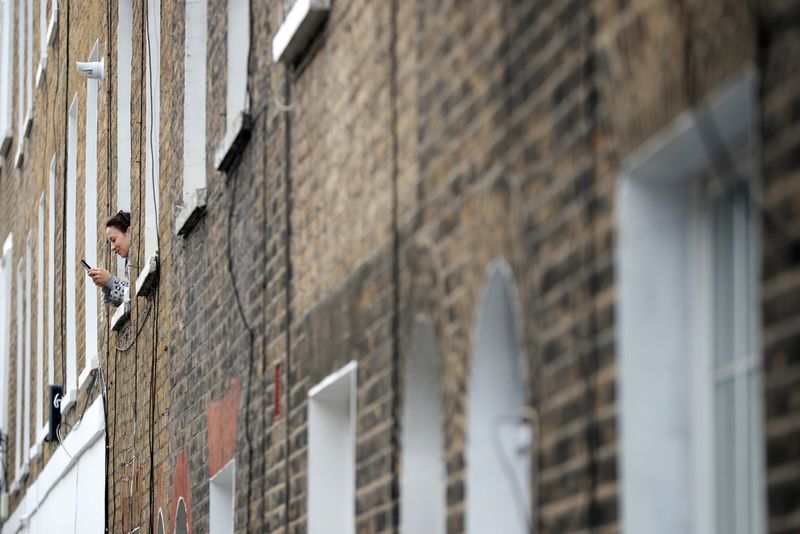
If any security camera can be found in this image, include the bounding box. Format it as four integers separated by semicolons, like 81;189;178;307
76;59;104;80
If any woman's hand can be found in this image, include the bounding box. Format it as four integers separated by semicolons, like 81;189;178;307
88;268;113;288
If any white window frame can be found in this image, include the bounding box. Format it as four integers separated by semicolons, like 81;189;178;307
47;156;55;393
31;194;44;459
308;360;357;534
213;0;250;172
116;0;131;219
175;0;207;235
63;94;78;413
23;232;31;464
401;319;446;534
0;235;13;440
14;0;26;167
210;460;235;534
13;257;27;488
0;0;14;156
24;0;31;118
616;69;765;534
45;0;56;46
272;0;330;64
79;39;100;389
35;0;45;86
136;0;160;297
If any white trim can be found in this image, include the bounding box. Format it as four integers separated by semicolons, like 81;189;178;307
307;360;357;399
1;396;105;534
45;0;57;46
60;387;77;414
78;361;99;390
111;297;131;331
209;459;235;534
272;0;330;63
65;95;78;397
36;195;44;443
135;252;159;297
84;40;100;378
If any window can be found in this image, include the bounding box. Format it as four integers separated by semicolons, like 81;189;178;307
0;0;14;155
617;70;764;534
80;40;100;388
34;195;44;454
14;258;25;482
23;232;31;463
210;461;234;534
45;0;56;46
15;0;25;166
308;361;357;534
466;263;530;534
175;499;189;534
0;235;13;440
63;94;78;412
35;0;46;85
214;0;250;172
272;0;330;64
117;0;132;281
401;319;446;534
25;0;31;114
136;0;159;296
175;0;207;235
47;156;55;391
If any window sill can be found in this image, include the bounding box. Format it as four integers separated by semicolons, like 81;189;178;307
60;387;77;414
272;0;330;64
29;442;42;461
47;9;58;46
24;111;33;138
78;360;99;390
175;187;207;236
214;112;252;173
35;55;47;88
135;252;159;298
111;297;131;331
14;143;24;168
0;130;12;157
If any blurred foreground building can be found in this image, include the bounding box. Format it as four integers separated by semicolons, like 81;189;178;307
0;0;798;533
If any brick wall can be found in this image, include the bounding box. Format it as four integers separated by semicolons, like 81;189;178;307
0;1;797;533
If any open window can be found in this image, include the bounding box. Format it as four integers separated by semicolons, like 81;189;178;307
0;235;12;446
308;361;357;534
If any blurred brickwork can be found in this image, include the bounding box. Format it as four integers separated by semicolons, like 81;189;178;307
0;1;797;533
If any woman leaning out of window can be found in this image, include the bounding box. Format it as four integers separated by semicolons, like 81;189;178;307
87;211;131;307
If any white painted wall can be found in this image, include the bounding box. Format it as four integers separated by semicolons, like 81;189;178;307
308;361;357;534
210;461;235;534
401;319;446;534
1;396;106;534
466;264;530;534
184;0;207;197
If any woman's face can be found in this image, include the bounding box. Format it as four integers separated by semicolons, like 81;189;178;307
107;226;131;259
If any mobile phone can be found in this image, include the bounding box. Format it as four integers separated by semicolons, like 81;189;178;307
80;259;92;271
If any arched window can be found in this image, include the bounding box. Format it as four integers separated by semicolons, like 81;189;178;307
401;319;446;533
466;263;531;534
175;498;188;534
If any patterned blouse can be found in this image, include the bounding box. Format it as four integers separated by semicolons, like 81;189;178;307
103;259;130;307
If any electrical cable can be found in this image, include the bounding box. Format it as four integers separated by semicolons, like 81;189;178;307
225;149;257;530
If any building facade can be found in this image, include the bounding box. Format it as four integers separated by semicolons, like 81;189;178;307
0;0;798;533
